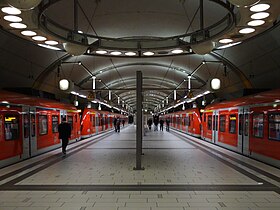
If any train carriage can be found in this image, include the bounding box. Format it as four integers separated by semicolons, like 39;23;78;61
201;89;280;167
0;90;81;168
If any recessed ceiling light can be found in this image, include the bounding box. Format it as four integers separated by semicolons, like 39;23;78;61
45;40;58;45
4;15;22;22
96;50;107;54
125;52;136;56
171;49;183;54
219;38;233;44
78;30;83;34
32;36;47;41
110;51;122;55
99;70;103;73
251;12;270;19
1;7;21;15
143;51;154;56
38;44;61;51
9;23;27;29
21;30;37;36
247;20;265;26
250;4;270;12
239;28;255;34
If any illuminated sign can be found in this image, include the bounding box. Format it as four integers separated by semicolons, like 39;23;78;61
5;117;16;122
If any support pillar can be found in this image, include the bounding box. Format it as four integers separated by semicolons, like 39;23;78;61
134;71;144;170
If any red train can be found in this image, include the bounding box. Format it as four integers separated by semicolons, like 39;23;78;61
165;89;280;168
0;90;126;168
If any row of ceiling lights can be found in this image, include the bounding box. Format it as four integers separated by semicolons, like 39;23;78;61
1;6;60;50
218;3;271;44
95;49;184;56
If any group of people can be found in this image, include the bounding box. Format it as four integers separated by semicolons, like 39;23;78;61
114;117;125;132
147;116;170;132
58;116;127;156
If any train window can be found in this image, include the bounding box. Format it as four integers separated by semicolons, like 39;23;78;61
68;116;73;130
268;113;280;141
31;114;35;137
39;115;48;135
239;114;244;135
229;115;237;134
219;115;226;132
253;114;264;138
92;115;96;127
204;114;206;122
207;115;212;130
52;115;59;133
4;115;19;140
23;114;29;138
215;115;218;131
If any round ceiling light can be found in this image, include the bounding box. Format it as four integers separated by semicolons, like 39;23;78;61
21;30;36;36
143;51;155;56
45;40;58;45
191;41;214;55
219;38;233;44
110;51;122;56
9;22;27;29
96;50;107;54
32;36;47;41
125;52;136;56
228;0;260;7
247;20;265;26
63;42;88;56
171;49;183;54
1;7;21;15
59;79;70;91
251;12;270;19
239;28;255;34
4;15;22;22
7;0;42;10
250;4;270;12
210;78;221;90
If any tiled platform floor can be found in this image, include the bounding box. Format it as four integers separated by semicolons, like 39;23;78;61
0;125;279;209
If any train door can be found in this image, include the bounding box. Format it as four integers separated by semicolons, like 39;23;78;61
238;107;250;155
22;106;30;159
212;110;219;143
29;107;37;156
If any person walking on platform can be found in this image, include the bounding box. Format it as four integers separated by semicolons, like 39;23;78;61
166;118;170;132
114;117;117;132
147;118;152;130
58;117;71;156
122;119;125;127
116;117;121;132
159;118;164;131
153;115;159;131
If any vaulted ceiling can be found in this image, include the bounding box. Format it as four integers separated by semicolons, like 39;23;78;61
0;0;280;113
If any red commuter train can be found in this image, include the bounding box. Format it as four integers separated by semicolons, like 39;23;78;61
0;90;126;168
165;89;280;168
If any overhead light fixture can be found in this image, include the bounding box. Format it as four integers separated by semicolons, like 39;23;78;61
247;20;265;26
191;41;214;55
217;42;242;49
251;12;270;20
239;28;255;34
21;30;36;36
1;7;21;15
38;44;61;50
78;30;83;34
219;38;233;44
74;100;79;106
250;4;270;12
125;52;136;56
143;51;154;56
7;0;43;10
228;0;260;7
45;40;58;45
59;79;70;91
98;104;101;110
32;35;47;41
9;22;27;29
210;78;221;90
171;49;183;54
110;51;122;55
96;50;107;54
4;15;22;22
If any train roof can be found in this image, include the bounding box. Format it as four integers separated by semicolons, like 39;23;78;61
0;90;77;111
205;89;280;110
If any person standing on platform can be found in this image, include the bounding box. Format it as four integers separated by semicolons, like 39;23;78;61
58;117;71;155
147;118;152;130
166;118;170;132
154;115;159;131
114;117;117;132
159;118;164;131
122;119;125;127
116;117;121;132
